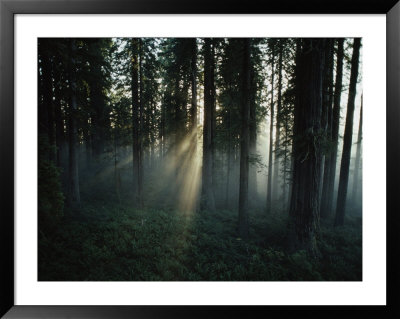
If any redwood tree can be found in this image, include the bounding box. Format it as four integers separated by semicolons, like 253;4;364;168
324;38;345;217
287;39;326;255
67;39;81;207
238;38;251;239
201;38;216;212
266;40;275;214
335;38;361;226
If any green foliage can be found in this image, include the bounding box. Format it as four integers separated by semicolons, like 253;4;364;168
39;201;361;281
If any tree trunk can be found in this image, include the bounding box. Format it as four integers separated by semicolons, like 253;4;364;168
210;40;217;198
131;39;140;201
225;94;232;208
160;94;166;161
53;57;67;177
273;40;283;202
82;112;91;169
352;95;363;202
249;46;257;201
320;39;335;219
266;42;275;214
67;39;81;207
238;38;251;239
201;39;216;212
334;38;361;227
190;38;198;148
40;45;56;162
325;38;345;217
88;40;106;161
38;46;47;138
286;39;325;255
138;39;144;207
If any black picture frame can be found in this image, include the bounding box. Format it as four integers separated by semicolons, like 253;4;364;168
1;0;399;318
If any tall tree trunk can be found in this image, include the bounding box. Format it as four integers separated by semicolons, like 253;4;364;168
38;47;47;138
190;38;198;148
225;95;232;208
82;112;91;169
273;40;283;201
131;39;140;201
282;134;289;208
67;39;81;207
174;75;181;179
238;38;251;239
160;94;166;161
287;39;325;255
201;38;216;212
150;101;156;169
320;39;335;218
40;46;56;162
138;39;144;207
352;94;363;202
249;47;257;202
326;38;345;217
88;40;105;161
210;40;217;198
114;133;121;204
53;57;67;173
334;38;361;227
266;42;275;214
226;144;232;207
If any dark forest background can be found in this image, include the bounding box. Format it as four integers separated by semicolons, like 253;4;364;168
38;38;362;281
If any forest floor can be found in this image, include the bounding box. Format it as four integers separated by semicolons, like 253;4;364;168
38;198;362;281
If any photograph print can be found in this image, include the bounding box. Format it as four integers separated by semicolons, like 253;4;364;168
38;38;362;281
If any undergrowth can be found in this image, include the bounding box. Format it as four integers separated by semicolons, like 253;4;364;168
38;201;362;281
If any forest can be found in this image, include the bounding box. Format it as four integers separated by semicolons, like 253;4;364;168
38;38;362;281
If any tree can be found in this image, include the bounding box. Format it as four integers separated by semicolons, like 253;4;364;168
325;38;345;217
217;39;244;209
131;38;141;204
320;39;335;218
238;38;251;239
138;39;144;207
52;53;67;171
201;38;216;212
287;39;326;255
67;39;81;207
273;39;284;202
278;39;296;208
352;94;363;202
190;38;198;146
38;39;56;162
334;38;361;227
266;39;276;214
87;39;110;161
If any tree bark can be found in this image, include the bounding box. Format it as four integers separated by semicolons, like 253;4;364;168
335;38;361;226
131;38;140;201
266;41;275;214
138;39;144;207
325;39;345;217
352;94;363;202
67;39;81;207
201;39;216;212
238;38;251;239
190;38;198;148
320;39;335;218
40;43;56;162
273;40;283;202
53;56;67;171
210;40;217;198
249;45;257;201
286;39;325;255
